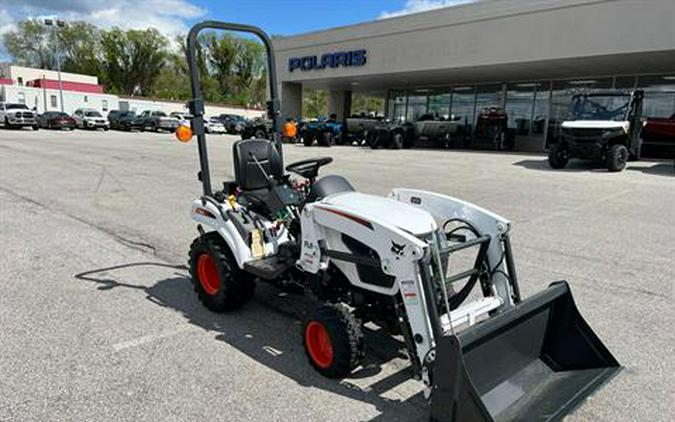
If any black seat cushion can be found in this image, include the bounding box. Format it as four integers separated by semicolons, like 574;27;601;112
233;139;282;191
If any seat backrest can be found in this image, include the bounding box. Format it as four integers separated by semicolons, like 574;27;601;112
233;139;283;190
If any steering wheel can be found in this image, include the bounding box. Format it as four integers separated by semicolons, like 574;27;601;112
285;157;333;180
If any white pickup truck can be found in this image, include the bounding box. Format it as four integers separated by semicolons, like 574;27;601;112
0;102;38;130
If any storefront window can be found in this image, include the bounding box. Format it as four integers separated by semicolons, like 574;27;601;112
637;75;675;118
427;89;451;119
614;75;636;90
532;83;550;136
387;90;407;123
450;86;475;133
505;83;536;135
475;84;504;115
406;89;429;122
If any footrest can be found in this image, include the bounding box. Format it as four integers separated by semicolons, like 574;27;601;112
244;256;293;280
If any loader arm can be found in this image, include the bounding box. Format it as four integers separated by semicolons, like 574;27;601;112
390;188;519;308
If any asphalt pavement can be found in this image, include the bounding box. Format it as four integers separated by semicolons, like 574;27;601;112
0;128;673;421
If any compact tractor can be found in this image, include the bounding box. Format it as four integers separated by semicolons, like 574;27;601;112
179;21;620;422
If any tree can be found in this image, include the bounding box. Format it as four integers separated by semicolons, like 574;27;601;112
99;28;167;96
3;19;53;69
303;89;327;117
352;94;385;116
58;22;102;77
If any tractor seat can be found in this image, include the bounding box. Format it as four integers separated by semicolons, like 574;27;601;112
233;139;283;213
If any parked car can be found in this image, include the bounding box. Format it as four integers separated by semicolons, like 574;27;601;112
170;112;193;127
218;114;247;134
37;111;76;130
0;103;38;130
122;111;144;131
138;110;180;132
73;108;109;130
205;117;226;134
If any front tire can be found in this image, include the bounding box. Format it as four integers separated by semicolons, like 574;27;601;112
548;143;569;169
254;128;267;140
390;132;403;149
319;131;333;147
606;144;628;172
188;232;255;312
303;133;315;146
303;304;364;378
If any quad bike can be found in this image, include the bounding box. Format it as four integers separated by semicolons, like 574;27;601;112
181;21;620;422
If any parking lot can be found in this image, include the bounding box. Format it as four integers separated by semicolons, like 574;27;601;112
0;128;673;421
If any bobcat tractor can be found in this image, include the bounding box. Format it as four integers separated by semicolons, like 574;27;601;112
179;21;620;422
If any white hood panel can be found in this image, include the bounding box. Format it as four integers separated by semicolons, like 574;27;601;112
562;120;629;132
321;192;436;235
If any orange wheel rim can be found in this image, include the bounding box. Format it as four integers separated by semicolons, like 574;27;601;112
197;254;219;295
305;321;334;368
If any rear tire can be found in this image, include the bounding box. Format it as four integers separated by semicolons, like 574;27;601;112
32;125;39;131
303;133;314;146
188;232;255;312
303;304;363;378
320;131;333;147
548;143;569;169
606;144;628;172
254;128;267;140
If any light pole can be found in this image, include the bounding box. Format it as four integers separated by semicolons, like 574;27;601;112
44;19;65;113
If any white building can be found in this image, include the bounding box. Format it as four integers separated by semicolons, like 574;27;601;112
0;64;263;119
274;0;675;151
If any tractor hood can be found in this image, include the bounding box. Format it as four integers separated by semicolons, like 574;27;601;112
320;192;437;236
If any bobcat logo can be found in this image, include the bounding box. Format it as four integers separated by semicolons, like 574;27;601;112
391;241;406;257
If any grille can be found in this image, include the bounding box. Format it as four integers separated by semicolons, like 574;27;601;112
564;128;604;138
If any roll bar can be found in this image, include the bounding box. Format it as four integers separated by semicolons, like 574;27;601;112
185;21;282;196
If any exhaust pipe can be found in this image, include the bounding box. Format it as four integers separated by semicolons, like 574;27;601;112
429;281;619;422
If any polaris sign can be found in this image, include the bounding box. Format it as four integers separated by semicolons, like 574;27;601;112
288;50;367;72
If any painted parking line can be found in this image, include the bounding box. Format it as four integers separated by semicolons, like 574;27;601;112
112;326;195;352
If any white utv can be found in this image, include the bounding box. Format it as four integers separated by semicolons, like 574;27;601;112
180;21;620;422
548;90;643;172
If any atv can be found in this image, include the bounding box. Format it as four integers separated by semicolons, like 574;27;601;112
548;90;643;172
301;115;344;147
181;21;620;422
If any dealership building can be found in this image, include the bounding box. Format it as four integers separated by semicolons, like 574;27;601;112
274;0;675;151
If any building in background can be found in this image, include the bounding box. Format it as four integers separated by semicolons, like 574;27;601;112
274;0;675;152
0;64;263;119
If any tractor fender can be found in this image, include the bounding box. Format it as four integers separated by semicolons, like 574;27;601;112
190;199;252;269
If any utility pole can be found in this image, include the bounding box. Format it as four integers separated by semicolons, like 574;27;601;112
44;19;66;113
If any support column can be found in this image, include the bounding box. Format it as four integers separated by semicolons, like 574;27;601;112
327;89;352;122
281;82;302;120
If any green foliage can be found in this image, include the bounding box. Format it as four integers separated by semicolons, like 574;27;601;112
3;19;52;69
303;89;327;118
2;20;268;107
99;28;167;96
352;93;384;115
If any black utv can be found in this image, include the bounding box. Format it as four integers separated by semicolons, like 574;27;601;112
367;119;416;149
240;117;273;140
548;90;643;172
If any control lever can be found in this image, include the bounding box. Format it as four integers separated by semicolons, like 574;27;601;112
249;152;276;186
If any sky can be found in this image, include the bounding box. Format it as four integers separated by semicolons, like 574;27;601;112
0;0;477;43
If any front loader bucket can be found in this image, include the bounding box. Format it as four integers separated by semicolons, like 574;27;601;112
429;281;619;422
